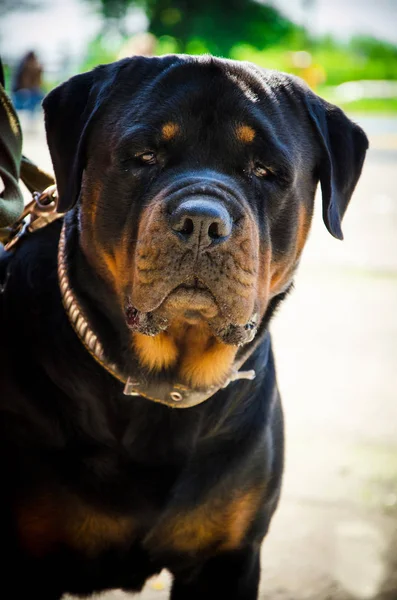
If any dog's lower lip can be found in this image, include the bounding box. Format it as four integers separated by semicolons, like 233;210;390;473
170;285;215;303
184;309;204;320
172;287;215;302
160;285;219;319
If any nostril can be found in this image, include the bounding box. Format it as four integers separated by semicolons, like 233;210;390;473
180;217;194;236
208;222;221;239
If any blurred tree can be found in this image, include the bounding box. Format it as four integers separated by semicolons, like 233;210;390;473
88;0;297;56
92;0;137;36
350;35;397;62
96;0;134;20
146;0;295;55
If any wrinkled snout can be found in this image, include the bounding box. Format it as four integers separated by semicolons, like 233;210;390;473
131;172;262;335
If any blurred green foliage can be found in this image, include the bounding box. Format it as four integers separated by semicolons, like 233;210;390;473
83;0;397;82
87;0;306;55
82;34;397;85
231;37;397;85
144;0;302;56
80;0;397;111
82;34;124;73
327;97;397;115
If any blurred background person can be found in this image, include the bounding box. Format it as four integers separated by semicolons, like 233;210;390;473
11;50;44;116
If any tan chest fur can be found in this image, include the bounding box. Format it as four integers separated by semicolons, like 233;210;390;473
16;486;262;559
145;487;263;556
16;492;135;557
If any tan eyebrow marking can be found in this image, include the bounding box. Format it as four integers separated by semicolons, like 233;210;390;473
236;124;256;143
161;122;180;140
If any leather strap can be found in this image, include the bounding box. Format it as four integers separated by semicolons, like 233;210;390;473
0;57;54;243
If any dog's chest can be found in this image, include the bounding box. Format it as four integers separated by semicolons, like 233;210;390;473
13;407;262;563
16;492;137;557
14;453;173;558
15;482;261;561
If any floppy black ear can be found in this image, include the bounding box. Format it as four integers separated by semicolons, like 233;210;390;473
43;65;118;213
43;55;182;213
305;95;368;239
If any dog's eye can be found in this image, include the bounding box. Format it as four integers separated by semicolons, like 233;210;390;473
136;151;157;165
252;162;270;178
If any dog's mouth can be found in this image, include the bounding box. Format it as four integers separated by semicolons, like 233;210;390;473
125;277;218;330
160;277;220;323
124;277;258;346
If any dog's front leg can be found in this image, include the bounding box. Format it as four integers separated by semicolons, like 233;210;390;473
170;545;260;600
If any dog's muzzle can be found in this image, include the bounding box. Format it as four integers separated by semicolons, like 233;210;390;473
127;174;259;345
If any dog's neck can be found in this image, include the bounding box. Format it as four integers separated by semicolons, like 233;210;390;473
61;212;146;378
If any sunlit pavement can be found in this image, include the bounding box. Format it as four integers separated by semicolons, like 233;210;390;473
21;115;397;600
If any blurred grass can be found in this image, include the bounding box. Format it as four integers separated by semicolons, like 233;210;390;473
230;41;397;85
323;97;397;115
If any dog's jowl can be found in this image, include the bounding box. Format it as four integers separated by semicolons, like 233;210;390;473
0;55;368;599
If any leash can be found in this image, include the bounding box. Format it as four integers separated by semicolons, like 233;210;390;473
0;57;55;245
3;184;61;251
0;56;24;240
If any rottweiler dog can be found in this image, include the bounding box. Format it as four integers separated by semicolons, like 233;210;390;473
0;55;368;599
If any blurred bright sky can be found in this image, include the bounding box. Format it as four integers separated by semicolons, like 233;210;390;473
0;0;396;69
275;0;397;44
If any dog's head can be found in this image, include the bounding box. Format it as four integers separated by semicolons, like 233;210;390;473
43;56;368;387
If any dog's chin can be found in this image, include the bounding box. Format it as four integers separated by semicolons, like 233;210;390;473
124;283;259;346
124;284;219;335
157;284;220;322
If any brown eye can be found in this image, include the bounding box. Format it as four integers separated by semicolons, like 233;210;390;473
136;151;157;165
253;162;270;178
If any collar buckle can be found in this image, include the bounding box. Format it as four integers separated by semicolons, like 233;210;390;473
222;369;256;388
123;379;141;396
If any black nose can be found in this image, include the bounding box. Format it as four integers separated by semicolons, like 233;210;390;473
169;198;233;246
